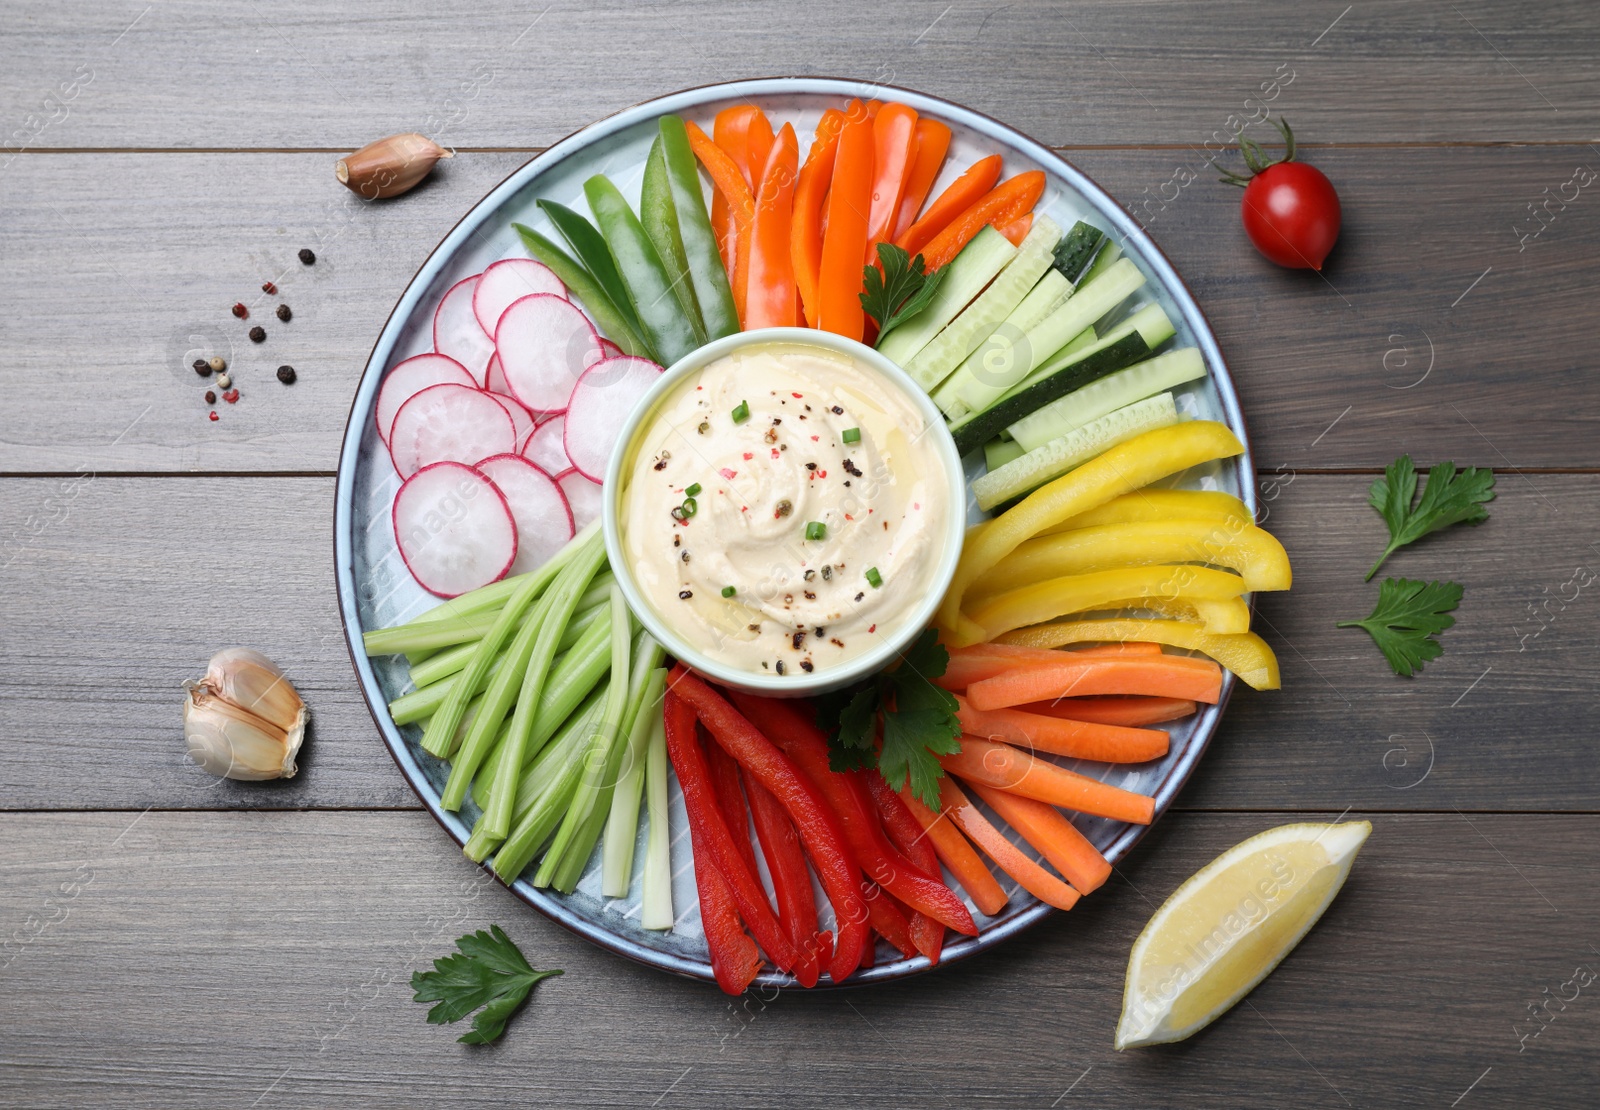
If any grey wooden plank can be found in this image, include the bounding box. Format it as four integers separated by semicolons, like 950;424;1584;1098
4;1;1598;150
1;809;1594;1108
3;144;1598;474
3;473;1597;812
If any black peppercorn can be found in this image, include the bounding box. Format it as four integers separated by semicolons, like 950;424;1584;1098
799;660;814;673
192;358;212;377
248;326;266;343
276;304;292;322
276;365;297;384
298;248;316;264
775;660;786;675
204;390;216;404
679;589;693;600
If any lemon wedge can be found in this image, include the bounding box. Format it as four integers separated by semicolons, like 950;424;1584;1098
1115;820;1371;1049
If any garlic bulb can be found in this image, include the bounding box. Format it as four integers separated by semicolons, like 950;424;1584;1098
183;648;307;780
335;133;453;199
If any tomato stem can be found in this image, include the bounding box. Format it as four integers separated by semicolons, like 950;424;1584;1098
1218;116;1298;188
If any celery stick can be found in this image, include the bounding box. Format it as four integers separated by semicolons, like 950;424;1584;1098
639;704;674;930
406;599;605;704
391;647;510;726
601;666;667;897
478;539;610;838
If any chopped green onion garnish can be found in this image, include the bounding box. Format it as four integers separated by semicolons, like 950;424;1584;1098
721;586;736;598
685;482;702;497
805;521;827;541
865;566;883;589
842;427;861;443
732;401;750;423
682;497;698;517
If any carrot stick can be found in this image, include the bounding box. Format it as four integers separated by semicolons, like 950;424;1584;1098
996;212;1033;246
792;109;845;327
941;736;1156;824
892;118;952;241
686;121;757;326
939;641;1157;689
1016;695;1198;728
817;102;875;340
965;655;1224;711
864;773;945;964
896;785;1008;917
920;170;1047;270
953;695;1170;764
864;103;919;264
745;123;799;328
940;777;1080;911
896;153;1002;256
964;780;1111;894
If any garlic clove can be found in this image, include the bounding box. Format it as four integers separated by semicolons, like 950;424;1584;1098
197;647;305;733
335;133;453;200
183;687;305;780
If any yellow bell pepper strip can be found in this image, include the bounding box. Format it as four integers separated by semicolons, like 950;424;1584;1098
968;564;1251;642
792;109;846;327
892;118;952;241
817;101;875;340
1043;488;1251;534
939;420;1247;646
864;102;920;263
996;618;1281;691
896;153;1002;257
745;123;799;329
1096;594;1253;635
973;517;1292;598
685;121;757;327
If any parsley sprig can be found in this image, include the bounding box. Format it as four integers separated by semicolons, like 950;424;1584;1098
411;925;562;1044
1338;577;1463;677
814;628;961;809
1366;455;1495;580
860;244;946;348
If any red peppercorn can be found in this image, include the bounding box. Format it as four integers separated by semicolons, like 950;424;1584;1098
208;411;219;422
232;303;248;319
223;389;240;403
261;281;277;295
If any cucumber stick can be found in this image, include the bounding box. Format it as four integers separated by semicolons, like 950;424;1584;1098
1082;238;1123;285
903;217;1061;392
971;392;1180;511
984;438;1026;471
1009;347;1206;451
950;257;1147;417
1053;220;1106;282
933;267;1074;417
877;227;1016;367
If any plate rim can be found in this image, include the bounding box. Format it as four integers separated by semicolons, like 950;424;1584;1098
334;76;1256;989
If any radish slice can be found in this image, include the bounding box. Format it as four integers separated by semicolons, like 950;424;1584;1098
598;338;624;360
393;462;517;598
486;392;537;452
375;353;475;445
495;293;599;413
389;383;517;479
475;454;574;576
473;259;565;337
485;354;510;395
558;469;603;532
564;356;663;481
434;275;496;385
522;414;572;476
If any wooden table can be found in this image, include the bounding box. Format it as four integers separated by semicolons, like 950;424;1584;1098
4;3;1597;1105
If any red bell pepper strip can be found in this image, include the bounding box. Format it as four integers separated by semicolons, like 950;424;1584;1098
892;118;952;241
670;668;870;982
864;773;946;964
745;123;800;329
859;934;876;968
862;880;918;960
685;121;756;327
745;774;823;987
895;153;1002;256
663;690;801;975
727;691;978;938
792;109;846;328
667;696;761;995
864;102;920;264
816;100;875;340
703;729;759;874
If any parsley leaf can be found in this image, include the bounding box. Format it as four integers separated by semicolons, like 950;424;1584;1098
860;243;946;347
1337;577;1463;676
827;685;879;772
411;925;562;1044
1366;455;1495;580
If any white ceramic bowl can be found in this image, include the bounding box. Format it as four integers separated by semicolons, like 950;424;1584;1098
602;327;967;696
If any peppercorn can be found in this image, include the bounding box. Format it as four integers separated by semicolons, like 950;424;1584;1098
775;660;786;676
208;411;219;422
261;281;277;295
193;358;211;377
678;589;693;600
276;365;296;384
298;248;315;264
216;373;231;389
208;356;226;373
276;304;291;322
204;390;216;404
231;302;248;319
248;326;265;343
799;660;814;673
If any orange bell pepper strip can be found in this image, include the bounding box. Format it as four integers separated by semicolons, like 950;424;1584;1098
792;109;846;327
895;152;1001;256
710;108;750;273
711;108;772;269
997;211;1033;246
745;123;799;329
864;103;920;264
685;120;757;327
919;170;1047;270
817;101;875;340
892;118;952;241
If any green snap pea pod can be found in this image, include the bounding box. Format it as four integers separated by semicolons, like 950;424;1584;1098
658;115;740;340
514;223;650;359
535;200;656;358
640;134;706;338
583;175;702;367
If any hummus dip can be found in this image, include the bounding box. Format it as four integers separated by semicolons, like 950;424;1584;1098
619;341;949;677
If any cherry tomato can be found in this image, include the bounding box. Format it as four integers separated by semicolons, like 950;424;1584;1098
1223;118;1341;271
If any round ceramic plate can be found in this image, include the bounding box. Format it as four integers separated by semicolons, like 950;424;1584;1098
335;78;1255;988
